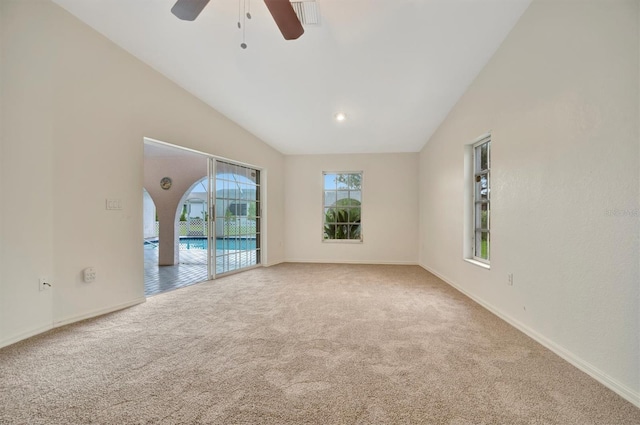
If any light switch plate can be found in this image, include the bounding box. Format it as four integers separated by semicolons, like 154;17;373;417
106;199;122;210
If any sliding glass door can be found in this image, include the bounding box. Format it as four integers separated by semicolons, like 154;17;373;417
211;160;260;276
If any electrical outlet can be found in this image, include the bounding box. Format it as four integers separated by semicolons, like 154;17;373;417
83;267;96;283
39;278;51;291
507;273;513;286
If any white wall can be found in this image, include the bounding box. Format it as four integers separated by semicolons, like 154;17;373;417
419;0;639;405
285;154;418;264
0;0;285;347
1;0;55;344
0;1;3;342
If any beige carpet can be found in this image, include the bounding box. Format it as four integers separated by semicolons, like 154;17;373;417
1;263;639;424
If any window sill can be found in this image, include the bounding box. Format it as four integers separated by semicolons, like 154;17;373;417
322;239;363;244
464;258;490;270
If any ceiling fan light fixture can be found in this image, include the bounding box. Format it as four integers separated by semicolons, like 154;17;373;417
335;112;346;122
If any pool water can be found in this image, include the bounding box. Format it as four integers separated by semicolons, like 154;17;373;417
145;237;256;251
187;237;257;251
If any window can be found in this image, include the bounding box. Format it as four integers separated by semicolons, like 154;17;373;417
228;203;247;216
473;136;491;262
323;172;362;241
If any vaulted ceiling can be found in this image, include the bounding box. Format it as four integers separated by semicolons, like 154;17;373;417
52;0;531;154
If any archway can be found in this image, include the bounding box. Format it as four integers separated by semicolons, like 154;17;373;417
143;141;208;296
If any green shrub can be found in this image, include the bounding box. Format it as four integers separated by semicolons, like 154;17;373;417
324;199;361;240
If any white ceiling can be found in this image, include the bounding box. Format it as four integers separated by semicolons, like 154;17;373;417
52;0;531;155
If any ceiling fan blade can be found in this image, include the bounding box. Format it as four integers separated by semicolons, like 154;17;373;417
171;0;210;21
263;0;304;40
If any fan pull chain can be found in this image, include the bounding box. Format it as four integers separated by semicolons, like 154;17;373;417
240;0;248;48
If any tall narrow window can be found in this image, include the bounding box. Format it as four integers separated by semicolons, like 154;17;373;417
323;172;362;241
473;137;491;262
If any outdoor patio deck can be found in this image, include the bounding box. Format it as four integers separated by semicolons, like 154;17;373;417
144;245;258;296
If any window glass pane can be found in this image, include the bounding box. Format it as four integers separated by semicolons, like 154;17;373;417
247;202;257;220
232;182;241;200
336;174;349;189
475;203;489;230
324;174;336;190
224;200;233;218
475;174;488;201
238;183;249;200
216;162;227;175
480;143;488;171
482;232;490;259
323;172;363;241
324;191;336;206
226;179;233;200
324;207;336;223
481;204;489;229
347;207;361;223
348;174;361;189
475;231;489;260
486;143;491;169
486;174;490;200
347;224;360;239
323;225;334;239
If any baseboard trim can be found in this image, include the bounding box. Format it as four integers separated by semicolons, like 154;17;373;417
419;262;640;409
54;297;146;328
285;259;419;266
1;297;147;350
0;324;54;350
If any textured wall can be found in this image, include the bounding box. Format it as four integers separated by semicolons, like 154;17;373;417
419;0;639;403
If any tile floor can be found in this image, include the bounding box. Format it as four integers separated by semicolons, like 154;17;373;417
144;245;258;297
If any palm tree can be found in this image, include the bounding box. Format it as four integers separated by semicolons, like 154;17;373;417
324;199;361;240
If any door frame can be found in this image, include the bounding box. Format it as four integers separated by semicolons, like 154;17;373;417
144;137;264;283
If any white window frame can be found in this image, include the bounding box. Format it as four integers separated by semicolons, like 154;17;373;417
464;133;491;269
322;171;363;243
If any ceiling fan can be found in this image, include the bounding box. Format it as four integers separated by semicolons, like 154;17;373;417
171;0;304;41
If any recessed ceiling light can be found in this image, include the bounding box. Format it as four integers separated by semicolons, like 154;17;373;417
335;112;346;122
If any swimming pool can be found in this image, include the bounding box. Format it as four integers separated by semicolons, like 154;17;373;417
145;237;257;251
